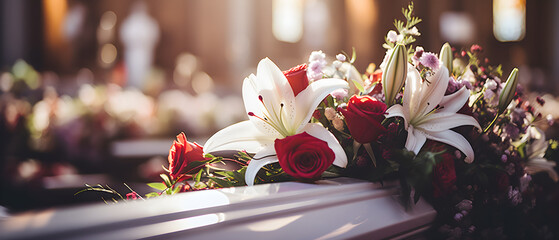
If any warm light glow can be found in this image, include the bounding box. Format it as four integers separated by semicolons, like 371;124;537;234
43;0;68;50
345;0;377;62
440;12;475;44
100;11;117;30
100;44;117;66
493;0;526;42
191;72;214;94
273;0;304;43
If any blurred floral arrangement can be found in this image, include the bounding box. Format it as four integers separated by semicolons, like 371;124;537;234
0;57;244;202
106;3;559;239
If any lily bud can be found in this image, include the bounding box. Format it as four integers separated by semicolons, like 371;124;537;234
439;42;453;74
498;68;519;114
382;44;407;107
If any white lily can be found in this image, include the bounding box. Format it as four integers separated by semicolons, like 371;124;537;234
522;126;558;182
386;63;481;163
204;58;349;185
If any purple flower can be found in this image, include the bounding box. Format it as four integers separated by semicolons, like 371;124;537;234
511;108;526;125
419;52;440;70
330;88;348;100
520;174;531;192
508;187;522;205
456;199;473;211
446;77;461;94
501;154;508;163
503;123;520;139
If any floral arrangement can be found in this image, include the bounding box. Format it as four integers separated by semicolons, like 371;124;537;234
87;3;559;239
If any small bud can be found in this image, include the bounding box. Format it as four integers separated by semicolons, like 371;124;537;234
332;117;345;131
324;107;336;121
498;68;519;114
336;54;346;62
382;44;407;107
439;42;453;74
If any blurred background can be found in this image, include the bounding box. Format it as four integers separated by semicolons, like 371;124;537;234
1;0;558;213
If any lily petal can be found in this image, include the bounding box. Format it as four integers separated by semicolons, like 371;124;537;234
417;66;449;117
527;126;548;158
302;123;348;167
242;74;281;136
257;57;295;104
404;66;423;119
386;104;409;128
427;130;475;163
245;152;278;186
525;158;558;182
419;113;481;132
243;59;298;137
294;78;349;133
405;125;427;154
439;87;470;114
204;121;280;154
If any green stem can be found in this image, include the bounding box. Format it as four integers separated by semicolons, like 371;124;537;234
483;113;499;133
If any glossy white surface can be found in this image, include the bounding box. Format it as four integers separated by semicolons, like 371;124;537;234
0;178;436;240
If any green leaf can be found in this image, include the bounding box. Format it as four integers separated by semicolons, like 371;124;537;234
160;174;172;187
147;182;167;191
145;192;160;198
172;185;182;194
185;159;215;173
350;47;357;64
194;168;204;184
351;78;365;93
209;177;234;188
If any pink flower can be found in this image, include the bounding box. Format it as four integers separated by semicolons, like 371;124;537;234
419;52;440;70
126;192;140;200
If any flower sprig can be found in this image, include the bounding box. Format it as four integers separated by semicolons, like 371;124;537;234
383;2;422;53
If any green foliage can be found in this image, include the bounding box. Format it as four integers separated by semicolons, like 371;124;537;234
147;182;167;191
209;167;248;187
392;148;444;204
145;192;160;198
383;2;422;51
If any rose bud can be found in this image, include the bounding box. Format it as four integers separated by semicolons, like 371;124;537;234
275;132;335;180
283;64;309;96
340;95;387;144
168;132;209;180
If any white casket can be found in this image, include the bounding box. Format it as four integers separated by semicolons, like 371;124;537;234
0;178;435;240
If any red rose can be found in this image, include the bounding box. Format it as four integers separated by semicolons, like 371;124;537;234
168;132;208;180
340;95;387;143
494;171;510;193
283;64;309;97
275;132;335;180
426;141;458;198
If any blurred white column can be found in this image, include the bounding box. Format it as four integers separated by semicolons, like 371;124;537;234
120;2;160;90
228;0;253;91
